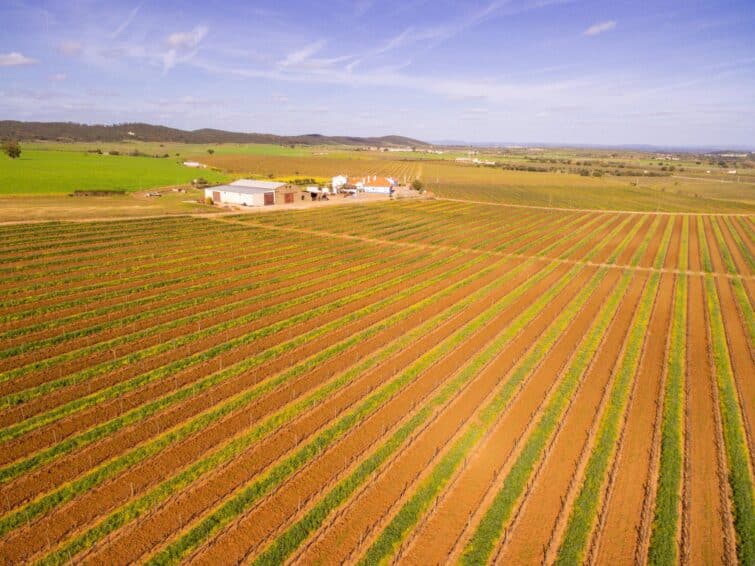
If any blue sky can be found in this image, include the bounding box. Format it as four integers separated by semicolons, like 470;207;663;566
1;0;754;146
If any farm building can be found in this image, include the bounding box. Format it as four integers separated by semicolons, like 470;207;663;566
353;175;396;194
332;175;396;194
204;179;299;206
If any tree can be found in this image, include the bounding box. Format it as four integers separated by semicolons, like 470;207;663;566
207;148;215;155
2;140;21;159
411;179;424;191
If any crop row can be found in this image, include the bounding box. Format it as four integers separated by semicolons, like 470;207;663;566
0;247;444;463
4;250;502;564
0;243;394;407
553;269;661;564
44;257;560;565
139;260;580;564
360;265;608;565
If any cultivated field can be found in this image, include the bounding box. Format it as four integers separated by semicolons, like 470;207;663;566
0;198;752;565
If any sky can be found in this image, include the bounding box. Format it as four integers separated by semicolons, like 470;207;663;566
1;0;754;147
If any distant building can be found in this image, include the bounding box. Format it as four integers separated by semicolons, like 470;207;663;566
183;161;206;168
331;175;348;191
205;179;298;206
349;175;396;194
332;174;396;194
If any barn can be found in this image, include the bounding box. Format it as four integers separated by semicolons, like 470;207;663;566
204;179;299;206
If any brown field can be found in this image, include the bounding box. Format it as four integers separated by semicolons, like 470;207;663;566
0;197;752;566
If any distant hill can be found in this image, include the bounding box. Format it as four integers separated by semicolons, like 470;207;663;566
0;121;428;148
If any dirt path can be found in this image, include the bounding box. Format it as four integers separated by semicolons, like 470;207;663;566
686;275;728;564
401;269;620;564
67;259;551;565
280;267;594;566
592;273;675;564
1;255;486;563
664;215;684;269
495;272;648;564
714;276;755;460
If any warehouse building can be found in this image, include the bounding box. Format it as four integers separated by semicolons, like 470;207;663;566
205;179;299;206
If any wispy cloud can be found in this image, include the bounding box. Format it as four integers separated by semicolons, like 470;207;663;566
583;20;616;36
167;25;208;49
112;1;144;38
0;52;37;66
278;40;327;67
163;25;208;72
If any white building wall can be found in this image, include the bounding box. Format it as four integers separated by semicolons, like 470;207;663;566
362;185;391;194
205;188;269;206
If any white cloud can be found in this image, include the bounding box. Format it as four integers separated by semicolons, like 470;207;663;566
58;41;82;56
167;25;208;49
583;20;616;36
112;1;143;38
50;73;67;81
279;40;327;67
0;52;37;66
163;25;208;72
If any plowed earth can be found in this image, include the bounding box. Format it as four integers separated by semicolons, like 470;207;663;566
1;201;752;566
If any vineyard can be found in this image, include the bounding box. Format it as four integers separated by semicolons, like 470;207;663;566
0;199;753;565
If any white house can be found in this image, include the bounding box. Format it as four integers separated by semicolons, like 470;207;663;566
205;179;297;206
331;175;348;191
358;175;395;194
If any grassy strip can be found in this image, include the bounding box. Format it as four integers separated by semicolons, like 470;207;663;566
142;263;577;566
605;215;650;265
461;269;632;564
510;216;600;256
535;215;608;258
0;250;439;442
697;216;713;272
554;272;661;565
647;272;686;565
710;217;738;274
723;217;754;271
0;253;488;485
708;216;754;341
653;216;676;270
703;274;755;565
736;217;755;246
0;252;469;537
47;261;560;566
362;266;604;565
679;216;689;272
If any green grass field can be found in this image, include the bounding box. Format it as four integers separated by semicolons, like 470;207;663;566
0;149;227;195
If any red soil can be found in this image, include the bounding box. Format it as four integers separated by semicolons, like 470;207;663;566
593;273;675;564
3;254;494;511
402;269;621;565
688;218;702;272
663;215;683;270
686;275;727;564
496;273;648;564
80;260;564;566
714;276;754;459
2;257;541;564
282;267;597;566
